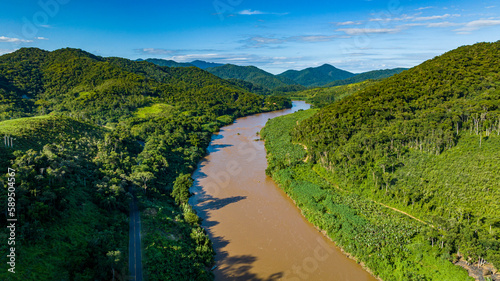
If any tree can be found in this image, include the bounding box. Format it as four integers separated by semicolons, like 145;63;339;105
131;170;155;193
171;173;193;205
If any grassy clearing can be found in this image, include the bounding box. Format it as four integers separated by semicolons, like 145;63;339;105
134;103;173;118
0;115;107;151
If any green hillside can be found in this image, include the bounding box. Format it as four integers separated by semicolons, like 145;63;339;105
276;80;379;108
291;41;500;275
0;115;107;151
261;109;473;281
0;48;276;125
278;64;355;87
0;48;291;280
190;60;224;69
225;78;272;95
206;64;297;90
326;68;408;87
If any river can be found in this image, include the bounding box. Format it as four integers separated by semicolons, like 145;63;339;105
189;101;377;281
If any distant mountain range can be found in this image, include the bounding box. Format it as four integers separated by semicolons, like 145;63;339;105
141;58;407;89
278;64;356;87
206;64;296;90
325;68;408;87
136;58;224;69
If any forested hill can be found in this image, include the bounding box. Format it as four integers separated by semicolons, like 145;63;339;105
293;41;500;270
205;64;297;90
139;58;194;67
190;60;224;69
325;68;408;87
138;59;224;69
0;48;284;124
278;64;355;87
0;48;291;280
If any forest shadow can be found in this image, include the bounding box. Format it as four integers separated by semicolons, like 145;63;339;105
211;134;224;140
215;252;284;281
208;143;233;153
194;194;247;228
190;194;283;280
201;195;247;211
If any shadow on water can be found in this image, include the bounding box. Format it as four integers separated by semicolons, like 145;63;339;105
191;191;283;281
208;143;233;153
190;102;313;281
215;253;284;281
212;134;224;140
210;234;284;281
201;195;247;211
194;193;246;228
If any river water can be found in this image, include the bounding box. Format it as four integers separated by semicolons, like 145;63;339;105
190;101;377;281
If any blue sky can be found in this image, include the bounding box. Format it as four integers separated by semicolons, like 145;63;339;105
1;0;499;74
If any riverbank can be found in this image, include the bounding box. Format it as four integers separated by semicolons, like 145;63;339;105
189;101;377;281
260;108;473;281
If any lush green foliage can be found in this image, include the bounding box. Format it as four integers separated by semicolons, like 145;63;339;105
262;109;473;281
133;103;173;119
278;64;355;87
275;80;378;108
190;60;225;70
0;47;292;280
325;68;407;87
292;41;500;272
0;115;108;151
226;78;272;95
206;64;296;90
0;126;134;280
0;48;276;124
172;173;194;205
141;197;214;281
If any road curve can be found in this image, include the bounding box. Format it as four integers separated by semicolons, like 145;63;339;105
129;195;143;281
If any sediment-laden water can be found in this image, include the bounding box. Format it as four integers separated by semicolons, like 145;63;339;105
190;101;377;281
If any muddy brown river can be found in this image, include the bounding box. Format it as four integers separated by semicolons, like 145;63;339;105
189;101;377;281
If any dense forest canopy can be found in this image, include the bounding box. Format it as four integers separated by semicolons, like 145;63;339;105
0;47;291;280
325;68;408;87
0;47;290;124
292;41;500;272
205;64;297;90
1;40;499;280
278;63;355;87
273;80;379;108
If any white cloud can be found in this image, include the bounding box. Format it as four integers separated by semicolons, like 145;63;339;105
413;14;452;21
249;36;285;44
426;22;461;28
166;54;220;61
238;9;288;16
416;6;434;11
336;28;401;35
369;14;415;22
239;9;265;15
135;48;176;55
336;21;362;26
454;19;500;34
402;23;426;27
242;34;339;48
36;37;49;40
289;35;338;42
0;36;33;43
